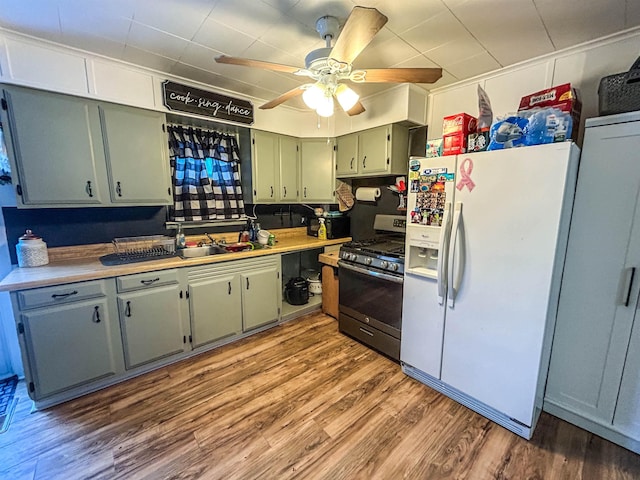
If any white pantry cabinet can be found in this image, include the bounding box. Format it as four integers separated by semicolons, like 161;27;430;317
544;111;640;454
0;85;172;208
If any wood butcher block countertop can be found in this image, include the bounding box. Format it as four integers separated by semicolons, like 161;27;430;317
318;251;340;268
0;227;351;292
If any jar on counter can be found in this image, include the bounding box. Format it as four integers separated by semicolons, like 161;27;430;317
16;229;49;267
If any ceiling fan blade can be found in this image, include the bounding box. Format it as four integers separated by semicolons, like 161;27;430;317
354;68;443;83
215;55;302;74
259;87;305;110
345;101;366;116
329;7;388;64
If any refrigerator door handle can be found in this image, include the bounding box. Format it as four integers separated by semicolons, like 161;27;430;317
448;202;466;308
437;202;452;305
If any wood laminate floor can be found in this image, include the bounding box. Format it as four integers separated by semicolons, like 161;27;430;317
1;313;639;479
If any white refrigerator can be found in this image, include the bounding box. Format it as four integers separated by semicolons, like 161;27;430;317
401;142;580;439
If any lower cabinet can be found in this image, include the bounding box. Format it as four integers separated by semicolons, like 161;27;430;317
188;272;243;348
115;269;186;369
187;255;281;348
11;279;124;401
11;256;282;407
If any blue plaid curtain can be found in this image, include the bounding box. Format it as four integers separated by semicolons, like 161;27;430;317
167;125;244;221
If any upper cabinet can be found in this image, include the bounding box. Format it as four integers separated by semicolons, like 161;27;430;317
99;104;171;205
300;138;335;203
1;85;172;208
336;124;409;178
251;130;300;203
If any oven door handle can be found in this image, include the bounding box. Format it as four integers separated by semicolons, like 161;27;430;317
338;261;404;284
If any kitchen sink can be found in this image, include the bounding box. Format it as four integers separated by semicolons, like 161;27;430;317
178;245;229;258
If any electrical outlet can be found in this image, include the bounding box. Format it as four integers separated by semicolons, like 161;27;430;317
301;217;306;225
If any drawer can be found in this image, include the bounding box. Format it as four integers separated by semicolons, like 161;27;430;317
17;280;108;311
116;269;179;293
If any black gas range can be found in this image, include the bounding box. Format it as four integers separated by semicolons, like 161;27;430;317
338;215;406;360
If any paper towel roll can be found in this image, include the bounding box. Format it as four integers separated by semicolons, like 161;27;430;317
355;187;381;201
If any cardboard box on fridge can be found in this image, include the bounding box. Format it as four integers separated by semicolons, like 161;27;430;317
518;83;582;141
442;113;477;155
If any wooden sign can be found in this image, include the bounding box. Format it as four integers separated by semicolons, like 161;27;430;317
162;81;254;125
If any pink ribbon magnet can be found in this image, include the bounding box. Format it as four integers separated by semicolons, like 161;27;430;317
456;157;476;192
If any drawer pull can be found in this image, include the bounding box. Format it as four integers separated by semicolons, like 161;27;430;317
86;181;93;198
140;277;160;286
125;301;132;317
51;290;78;300
116;181;122;197
359;327;374;337
246;278;250;290
228;281;232;295
93;306;101;323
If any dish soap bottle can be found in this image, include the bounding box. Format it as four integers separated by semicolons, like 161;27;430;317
318;218;327;240
175;224;186;249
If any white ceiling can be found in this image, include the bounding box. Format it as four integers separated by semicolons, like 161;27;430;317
0;0;639;110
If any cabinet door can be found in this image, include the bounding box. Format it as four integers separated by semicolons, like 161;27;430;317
241;267;280;331
3;87;105;205
279;135;299;202
300;138;335;203
22;299;119;399
358;126;389;174
189;274;242;348
100;104;172;205
546;121;640;422
336;134;359;176
118;284;185;369
252;130;279;202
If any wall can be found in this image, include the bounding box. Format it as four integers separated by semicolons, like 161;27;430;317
0;29;428;139
426;28;640;142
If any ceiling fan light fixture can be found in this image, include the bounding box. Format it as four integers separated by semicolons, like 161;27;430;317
302;83;325;109
316;95;334;117
335;84;359;111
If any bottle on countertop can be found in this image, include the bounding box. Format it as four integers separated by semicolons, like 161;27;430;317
249;219;257;242
317;218;327;240
175;224;186;249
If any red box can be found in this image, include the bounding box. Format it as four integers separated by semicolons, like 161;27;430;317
442;113;477;155
518;83;582;141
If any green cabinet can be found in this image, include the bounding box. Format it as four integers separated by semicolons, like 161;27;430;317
300;138;335;203
251;130;299;203
1;85;171;208
99;103;172;204
12;280;124;401
2;86;106;205
187;256;281;341
241;266;281;331
188;272;243;348
336;124;409;178
116;270;186;369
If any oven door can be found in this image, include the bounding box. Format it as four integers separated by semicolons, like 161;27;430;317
338;261;403;338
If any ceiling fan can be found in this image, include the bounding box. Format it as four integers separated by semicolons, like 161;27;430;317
215;6;442;117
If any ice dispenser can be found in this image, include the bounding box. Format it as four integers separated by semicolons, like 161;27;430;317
405;225;441;278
